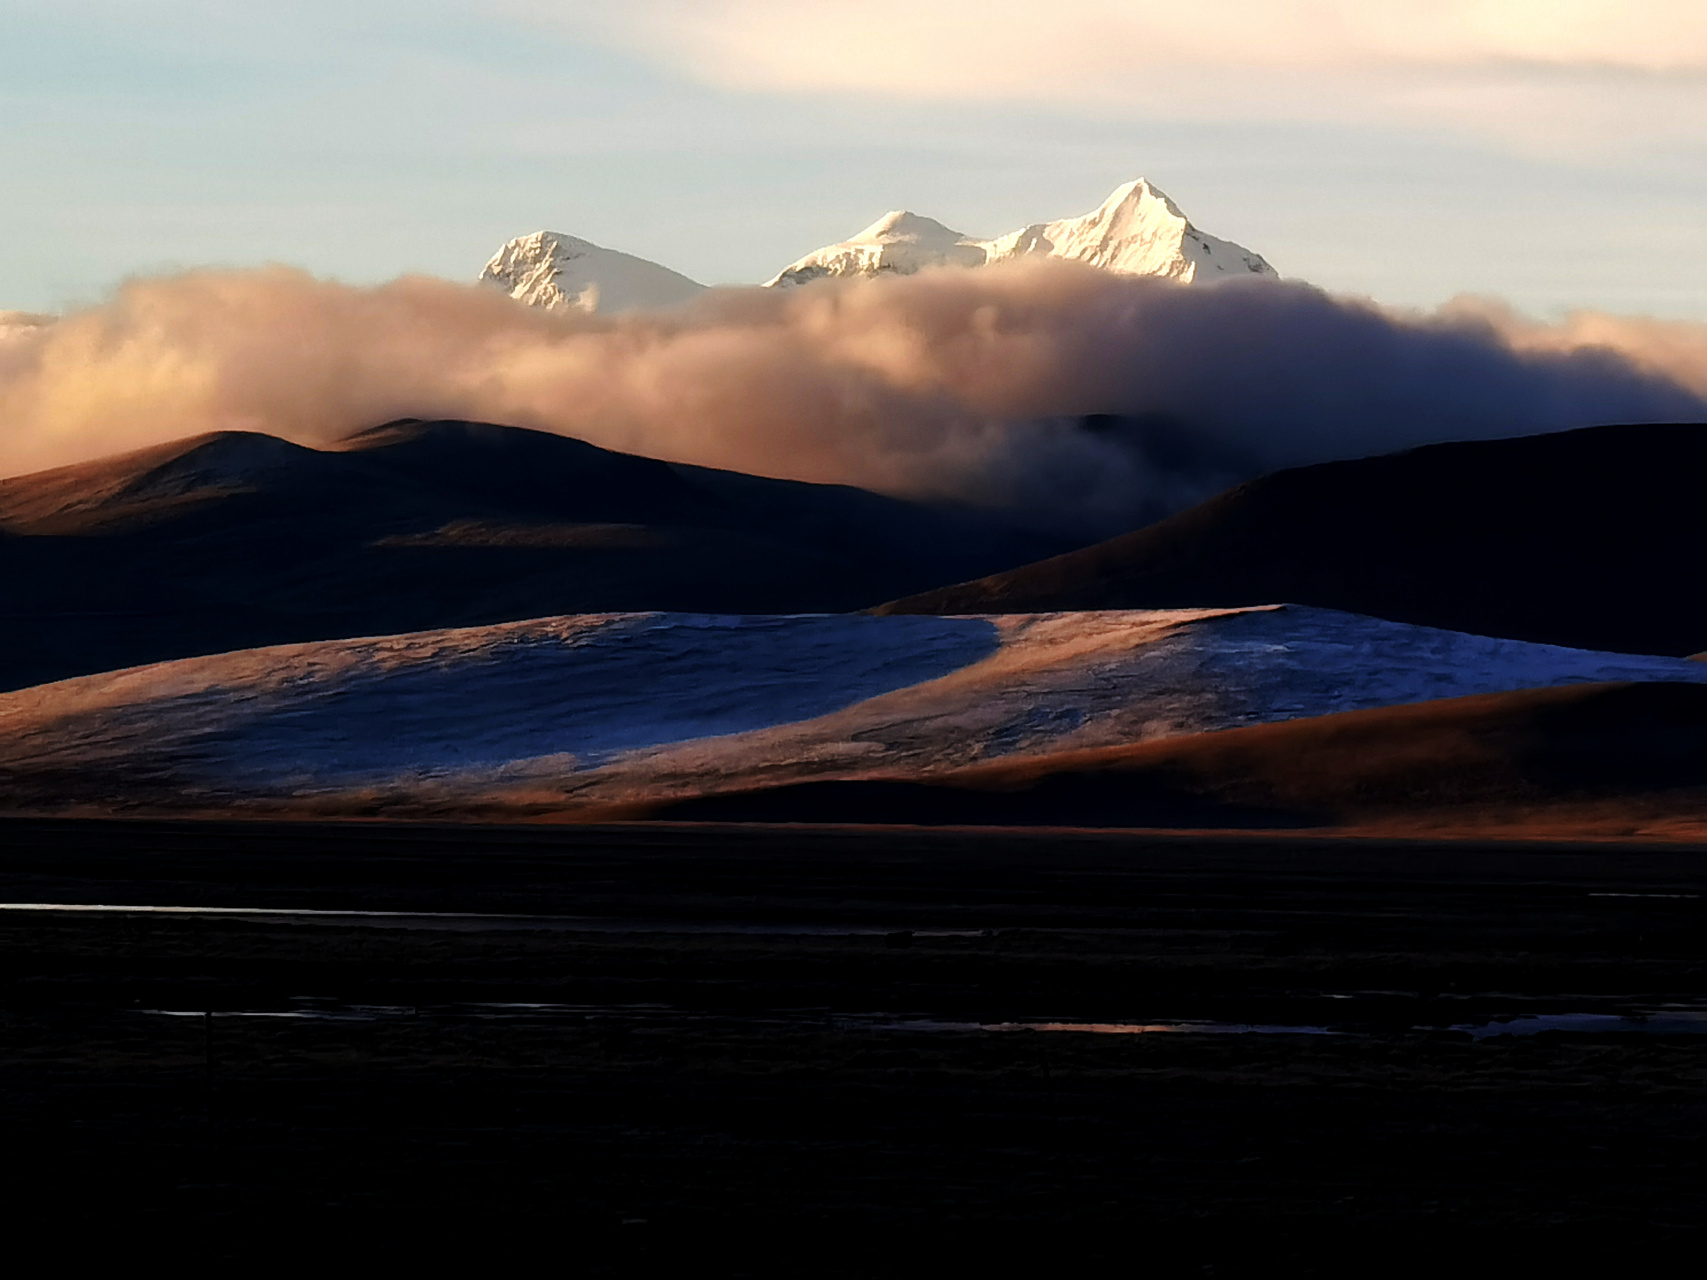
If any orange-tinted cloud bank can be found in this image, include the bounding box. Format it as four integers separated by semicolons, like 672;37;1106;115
2;262;1701;532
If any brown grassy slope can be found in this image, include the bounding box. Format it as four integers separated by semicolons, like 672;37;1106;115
645;681;1707;835
876;422;1707;657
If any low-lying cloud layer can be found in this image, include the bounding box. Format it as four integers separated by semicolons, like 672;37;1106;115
2;261;1703;535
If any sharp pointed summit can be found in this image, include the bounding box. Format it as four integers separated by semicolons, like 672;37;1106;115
984;178;1276;282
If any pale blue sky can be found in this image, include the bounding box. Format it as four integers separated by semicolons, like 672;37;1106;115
5;1;1705;318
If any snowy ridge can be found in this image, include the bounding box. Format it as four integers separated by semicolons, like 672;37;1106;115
766;211;989;287
768;179;1276;288
480;231;706;314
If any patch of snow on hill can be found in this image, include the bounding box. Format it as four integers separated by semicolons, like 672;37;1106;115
480;231;706;314
1135;605;1696;727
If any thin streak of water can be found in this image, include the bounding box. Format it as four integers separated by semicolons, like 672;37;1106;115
131;1005;1707;1037
0;902;983;937
1454;1012;1707;1038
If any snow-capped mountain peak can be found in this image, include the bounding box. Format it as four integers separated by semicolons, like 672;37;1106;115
768;179;1276;288
766;210;987;287
483;179;1276;312
480;230;705;314
984;178;1275;282
853;210;960;243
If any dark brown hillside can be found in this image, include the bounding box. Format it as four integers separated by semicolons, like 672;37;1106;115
0;420;1066;690
878;422;1707;656
648;681;1707;834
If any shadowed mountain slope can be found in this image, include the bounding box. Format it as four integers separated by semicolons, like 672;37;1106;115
648;681;1707;836
878;423;1707;657
0;420;1064;690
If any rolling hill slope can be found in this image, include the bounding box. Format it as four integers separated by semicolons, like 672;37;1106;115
0;419;1063;690
879;422;1707;656
651;681;1707;837
7;604;1704;820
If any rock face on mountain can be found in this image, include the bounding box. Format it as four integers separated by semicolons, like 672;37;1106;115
480;231;706;313
768;179;1276;287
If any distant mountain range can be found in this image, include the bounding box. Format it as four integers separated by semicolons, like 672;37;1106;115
766;179;1275;288
879;422;1707;658
480;178;1275;313
0;419;1065;691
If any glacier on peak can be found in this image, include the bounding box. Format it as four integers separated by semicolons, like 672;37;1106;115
768;179;1276;288
480;230;706;314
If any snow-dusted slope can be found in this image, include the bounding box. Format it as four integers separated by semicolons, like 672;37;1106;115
766;211;989;287
767;179;1276;287
4;605;1702;817
982;179;1275;282
480;231;706;314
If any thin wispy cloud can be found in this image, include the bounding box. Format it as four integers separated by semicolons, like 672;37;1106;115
548;1;1707;154
570;1;1707;78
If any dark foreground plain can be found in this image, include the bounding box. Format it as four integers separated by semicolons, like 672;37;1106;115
3;817;1704;1272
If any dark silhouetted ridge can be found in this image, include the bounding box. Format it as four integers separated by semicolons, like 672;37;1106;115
339;419;720;526
0;420;1066;690
878;422;1707;656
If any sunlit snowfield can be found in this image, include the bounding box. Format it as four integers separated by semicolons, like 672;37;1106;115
4;604;1705;815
